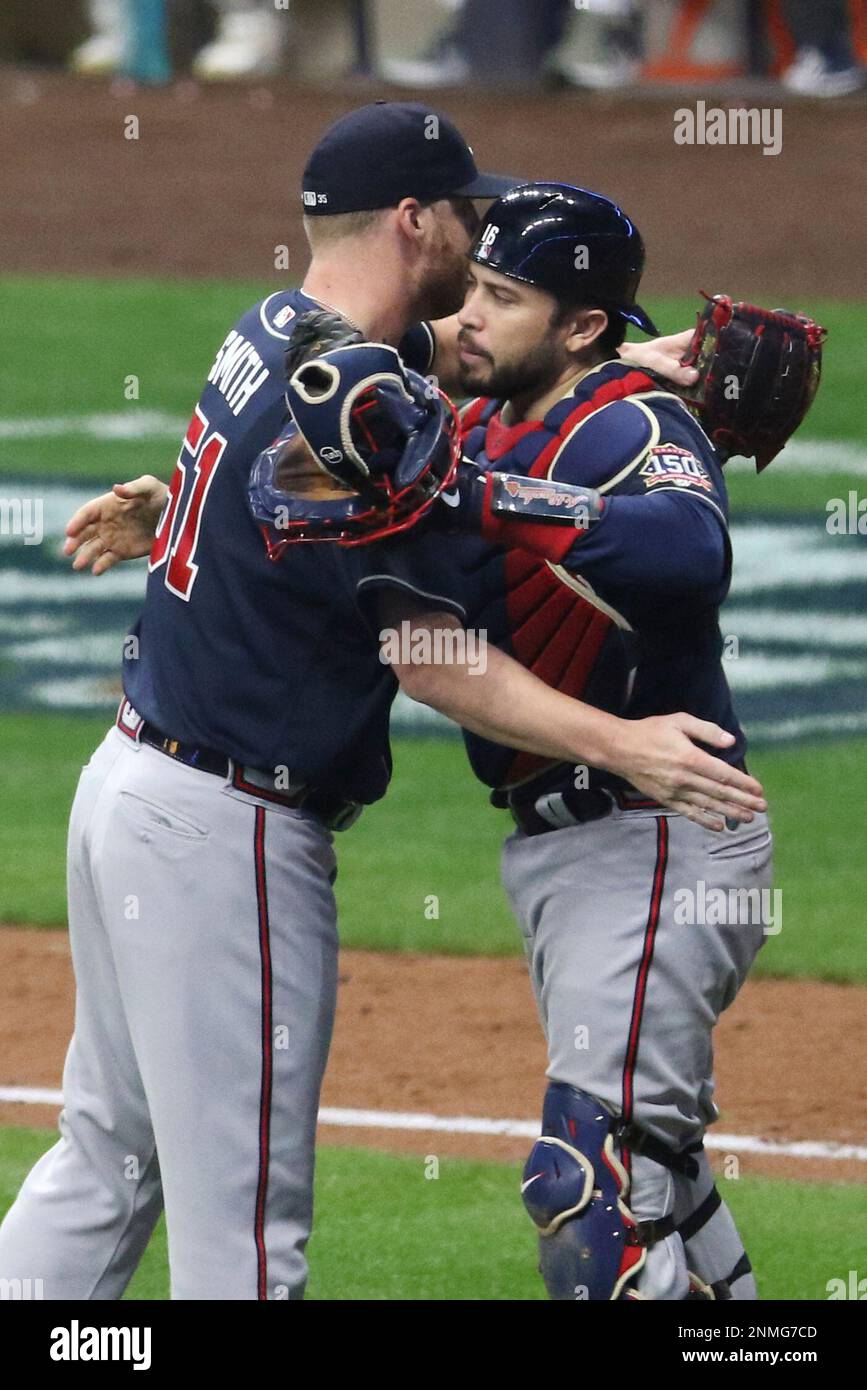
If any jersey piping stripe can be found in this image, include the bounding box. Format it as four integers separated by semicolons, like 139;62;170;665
621;816;669;1154
459;396;493;434
628;390;718;453
545;562;634;632
526;369;656;483
355;574;468;621
547;397;661;496
253;807;273;1301
418;320;436;375
635;484;728;530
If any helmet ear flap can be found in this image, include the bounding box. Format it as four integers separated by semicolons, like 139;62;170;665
289;359;342;406
286;343;407;486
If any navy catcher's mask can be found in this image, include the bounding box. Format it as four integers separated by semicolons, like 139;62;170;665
249;342;461;552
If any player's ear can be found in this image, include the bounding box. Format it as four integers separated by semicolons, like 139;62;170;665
564;308;609;353
394;197;428;245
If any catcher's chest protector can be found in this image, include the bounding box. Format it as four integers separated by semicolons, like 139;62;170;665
461;362;663;792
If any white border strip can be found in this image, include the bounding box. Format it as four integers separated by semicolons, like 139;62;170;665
1;1089;863;1163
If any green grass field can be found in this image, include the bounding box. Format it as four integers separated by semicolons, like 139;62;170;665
0;1127;864;1300
0;276;864;510
0;275;863;1300
0;716;865;980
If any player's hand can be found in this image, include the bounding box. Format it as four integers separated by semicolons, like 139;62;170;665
614;714;767;832
63;476;168;575
619;329;699;389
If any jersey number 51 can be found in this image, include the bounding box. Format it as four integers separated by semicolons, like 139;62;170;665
149;406;227;601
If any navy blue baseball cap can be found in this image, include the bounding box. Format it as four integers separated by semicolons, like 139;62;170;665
301;101;516;215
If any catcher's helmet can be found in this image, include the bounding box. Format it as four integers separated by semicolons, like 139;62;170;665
470;183;658;336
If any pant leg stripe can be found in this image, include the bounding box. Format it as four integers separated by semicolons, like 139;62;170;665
253;806;273;1301
621;816;669;1129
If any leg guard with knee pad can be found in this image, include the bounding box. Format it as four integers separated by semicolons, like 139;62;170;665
521;1084;647;1300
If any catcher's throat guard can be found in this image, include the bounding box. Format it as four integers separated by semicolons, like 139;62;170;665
249;342;460;552
681;293;826;473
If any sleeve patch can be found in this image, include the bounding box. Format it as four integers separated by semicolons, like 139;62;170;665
259;292;299;341
639;444;714;493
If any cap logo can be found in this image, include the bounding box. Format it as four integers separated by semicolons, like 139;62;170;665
303;191;329;207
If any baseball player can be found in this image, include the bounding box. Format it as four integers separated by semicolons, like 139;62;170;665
308;183;820;1299
0;111;763;1303
446;185;771;1301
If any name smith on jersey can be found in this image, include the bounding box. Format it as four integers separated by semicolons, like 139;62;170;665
207;329;270;416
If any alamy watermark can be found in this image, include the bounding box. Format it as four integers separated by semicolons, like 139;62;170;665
826;1270;866;1299
826;492;867;535
674;101;782;157
379;621;488;675
0;1277;44;1300
50;1321;151;1369
0;496;43;545
673;881;781;935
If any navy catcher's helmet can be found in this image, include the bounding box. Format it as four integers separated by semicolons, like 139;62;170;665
470;183;658;336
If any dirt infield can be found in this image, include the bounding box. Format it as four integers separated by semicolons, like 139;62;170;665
0;70;863;297
1;927;864;1187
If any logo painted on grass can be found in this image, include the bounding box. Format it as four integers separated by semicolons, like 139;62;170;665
2;485;867;745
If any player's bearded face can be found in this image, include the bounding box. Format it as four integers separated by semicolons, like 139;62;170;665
457;271;568;401
418;198;482;320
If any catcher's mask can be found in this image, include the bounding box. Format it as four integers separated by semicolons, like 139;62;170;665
249;343;461;552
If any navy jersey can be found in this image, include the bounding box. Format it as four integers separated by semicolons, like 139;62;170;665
356;359;745;801
397;320;437;376
124;288;401;803
459;361;744;794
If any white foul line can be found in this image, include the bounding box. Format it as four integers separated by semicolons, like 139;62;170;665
0;1088;864;1164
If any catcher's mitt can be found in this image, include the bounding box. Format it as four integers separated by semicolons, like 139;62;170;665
680;294;827;472
283;308;365;379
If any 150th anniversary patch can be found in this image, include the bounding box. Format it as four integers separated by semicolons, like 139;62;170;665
640;444;714;492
